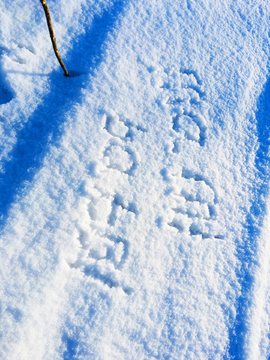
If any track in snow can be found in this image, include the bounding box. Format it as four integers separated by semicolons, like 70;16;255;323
69;112;144;295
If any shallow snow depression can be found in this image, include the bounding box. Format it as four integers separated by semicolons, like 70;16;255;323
0;0;270;359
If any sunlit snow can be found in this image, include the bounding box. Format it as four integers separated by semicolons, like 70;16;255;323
0;0;270;359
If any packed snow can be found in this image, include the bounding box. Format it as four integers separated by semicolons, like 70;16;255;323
0;0;270;359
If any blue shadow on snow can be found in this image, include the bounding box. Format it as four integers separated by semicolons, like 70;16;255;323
227;72;270;358
0;47;15;105
0;0;128;228
62;333;79;360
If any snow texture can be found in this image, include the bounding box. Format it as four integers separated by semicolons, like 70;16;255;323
0;0;270;359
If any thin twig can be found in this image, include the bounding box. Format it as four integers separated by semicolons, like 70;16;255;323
39;0;69;77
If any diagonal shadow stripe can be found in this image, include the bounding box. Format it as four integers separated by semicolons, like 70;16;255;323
227;71;270;359
0;0;128;226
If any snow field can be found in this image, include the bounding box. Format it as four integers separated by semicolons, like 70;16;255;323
0;0;270;359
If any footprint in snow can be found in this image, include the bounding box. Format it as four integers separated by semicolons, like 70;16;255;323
101;111;146;175
70;185;136;295
0;43;36;106
160;168;224;240
153;67;209;149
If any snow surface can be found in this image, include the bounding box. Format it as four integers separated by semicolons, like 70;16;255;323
0;0;270;359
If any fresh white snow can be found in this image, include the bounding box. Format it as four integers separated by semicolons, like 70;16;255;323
0;0;270;359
